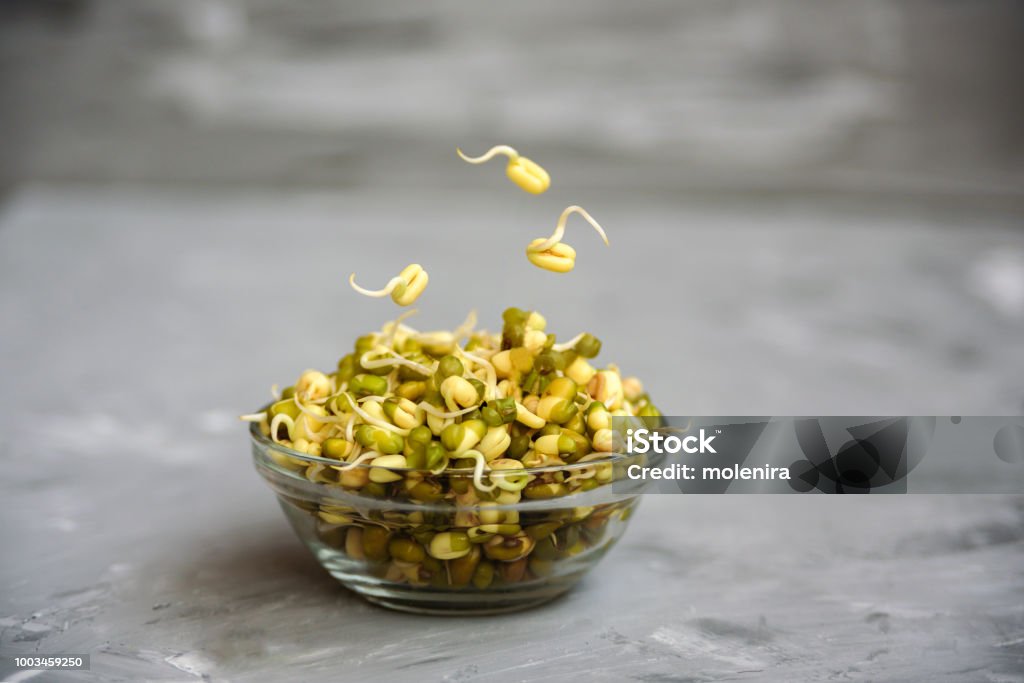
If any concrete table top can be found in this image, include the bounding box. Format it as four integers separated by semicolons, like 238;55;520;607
1;186;1022;681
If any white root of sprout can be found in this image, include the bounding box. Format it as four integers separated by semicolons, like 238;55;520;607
347;442;362;462
456;145;518;165
394;321;420;338
461;449;495;493
529;205;609;254
453;309;478;341
289;398;337;443
456;346;497;401
551;332;586;352
241;412;270;434
417;401;480;419
349;272;404;298
470;345;498;360
493;470;531;492
306;464;331;482
411;308;479;347
359;347;435;376
411;330;453;347
381;308;419;347
429;457;448;476
341;392;411;436
269;414;295;444
291;395;349;425
333;450;378;471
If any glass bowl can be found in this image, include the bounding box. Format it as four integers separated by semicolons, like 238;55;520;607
250;425;655;615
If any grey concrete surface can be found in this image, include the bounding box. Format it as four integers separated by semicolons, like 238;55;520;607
3;2;1024;680
1;186;1022;681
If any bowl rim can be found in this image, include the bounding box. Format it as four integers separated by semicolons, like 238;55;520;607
249;422;638;475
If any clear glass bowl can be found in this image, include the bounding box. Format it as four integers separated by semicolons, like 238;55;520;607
250;426;654;615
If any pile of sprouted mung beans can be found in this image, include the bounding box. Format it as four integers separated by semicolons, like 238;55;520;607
242;145;660;589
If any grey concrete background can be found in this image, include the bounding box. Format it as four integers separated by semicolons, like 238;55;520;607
1;2;1023;681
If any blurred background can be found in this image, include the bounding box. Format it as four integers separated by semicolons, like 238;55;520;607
2;0;1023;196
1;2;1023;680
1;0;1022;416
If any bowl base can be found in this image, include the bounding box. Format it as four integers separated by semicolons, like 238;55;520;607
359;589;569;615
268;489;637;616
321;554;584;615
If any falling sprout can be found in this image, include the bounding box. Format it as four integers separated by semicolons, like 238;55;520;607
526;205;609;273
457;145;551;194
349;264;429;306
